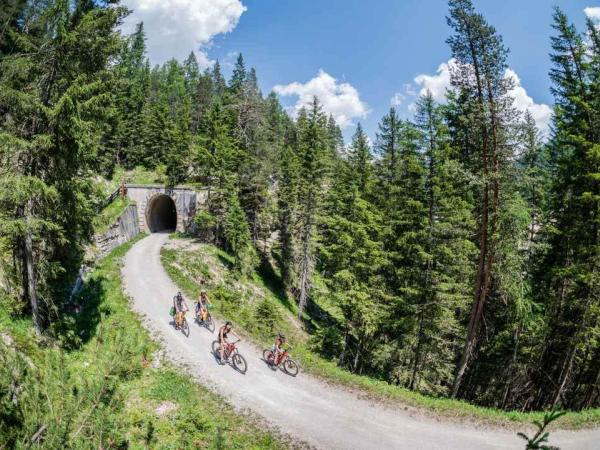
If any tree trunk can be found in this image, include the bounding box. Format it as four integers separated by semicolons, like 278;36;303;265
353;337;362;373
24;207;42;335
452;21;500;398
552;342;576;409
297;225;311;319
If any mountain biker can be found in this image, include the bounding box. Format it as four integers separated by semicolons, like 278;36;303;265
272;333;286;365
218;321;239;364
173;291;189;329
195;290;212;321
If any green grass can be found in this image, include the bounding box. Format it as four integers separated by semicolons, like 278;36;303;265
93;195;131;235
161;242;306;349
0;236;289;449
160;238;600;431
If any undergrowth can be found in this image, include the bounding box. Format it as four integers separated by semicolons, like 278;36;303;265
160;237;600;430
93;195;131;235
0;236;287;449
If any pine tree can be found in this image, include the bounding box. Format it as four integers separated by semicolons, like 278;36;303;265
295;98;330;318
532;8;600;410
229;53;247;93
183;51;200;96
319;124;385;373
374;107;402;194
347;123;373;194
326;114;344;155
223;191;257;274
446;0;520;397
211;60;227;98
108;22;150;171
0;0;127;333
405;92;475;394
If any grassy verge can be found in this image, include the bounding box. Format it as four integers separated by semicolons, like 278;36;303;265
93;195;131;235
160;237;600;430
0;236;289;449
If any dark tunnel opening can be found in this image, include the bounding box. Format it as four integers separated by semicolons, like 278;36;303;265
147;194;177;232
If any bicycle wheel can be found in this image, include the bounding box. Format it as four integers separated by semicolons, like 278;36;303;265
232;353;247;374
283;358;299;377
211;340;221;356
205;314;215;333
181;317;189;337
262;349;274;365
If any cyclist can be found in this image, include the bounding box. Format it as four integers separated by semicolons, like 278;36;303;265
272;333;286;365
217;321;239;364
195;290;212;321
173;291;189;329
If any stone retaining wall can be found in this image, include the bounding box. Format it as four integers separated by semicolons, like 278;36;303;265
94;203;140;257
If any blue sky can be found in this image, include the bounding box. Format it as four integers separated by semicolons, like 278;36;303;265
121;0;599;141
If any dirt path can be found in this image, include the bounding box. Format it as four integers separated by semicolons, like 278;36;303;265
122;233;598;450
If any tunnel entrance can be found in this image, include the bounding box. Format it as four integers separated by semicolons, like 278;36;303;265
146;194;177;232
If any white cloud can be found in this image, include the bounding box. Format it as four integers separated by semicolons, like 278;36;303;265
403;83;417;96
584;6;600;21
410;59;552;137
390;92;405;107
121;0;246;66
273;70;369;128
413;59;456;102
505;69;552;138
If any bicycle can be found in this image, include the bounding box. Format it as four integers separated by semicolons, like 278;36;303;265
195;304;215;333
173;311;189;337
212;339;247;374
263;347;299;377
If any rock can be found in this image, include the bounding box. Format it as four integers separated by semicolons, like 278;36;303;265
154;401;177;416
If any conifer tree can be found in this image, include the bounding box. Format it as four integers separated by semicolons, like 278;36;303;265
405;92;475;393
211;60;227;97
445;0;520;396
319;124;384;373
347;123;373;194
295;98;330;318
0;0;127;333
109;22;150;171
533;8;600;409
229;53;247;93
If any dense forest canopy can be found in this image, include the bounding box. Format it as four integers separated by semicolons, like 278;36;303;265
1;0;599;413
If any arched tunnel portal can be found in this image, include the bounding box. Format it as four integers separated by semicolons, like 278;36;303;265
146;194;177;232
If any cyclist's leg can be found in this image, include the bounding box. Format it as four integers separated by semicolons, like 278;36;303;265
219;338;226;362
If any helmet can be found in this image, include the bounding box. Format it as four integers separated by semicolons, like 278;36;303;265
225;321;232;326
278;333;286;340
176;291;182;299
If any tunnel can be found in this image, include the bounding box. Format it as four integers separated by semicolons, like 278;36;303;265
146;194;177;232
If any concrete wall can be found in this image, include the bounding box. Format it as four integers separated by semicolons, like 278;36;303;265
94;204;140;257
125;184;208;233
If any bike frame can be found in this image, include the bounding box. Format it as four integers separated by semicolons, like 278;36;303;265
223;341;238;358
274;350;289;366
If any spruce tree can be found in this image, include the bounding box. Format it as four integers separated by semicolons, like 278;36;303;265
229;53;247;93
0;0;127;333
295;98;330;318
405;92;475;394
533;8;600;409
446;0;520;397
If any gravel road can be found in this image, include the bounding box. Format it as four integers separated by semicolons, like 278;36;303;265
121;233;599;450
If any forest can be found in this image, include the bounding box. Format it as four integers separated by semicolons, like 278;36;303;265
1;0;599;415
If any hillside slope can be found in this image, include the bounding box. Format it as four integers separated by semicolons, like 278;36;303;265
123;233;600;449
